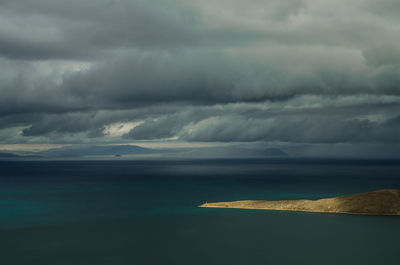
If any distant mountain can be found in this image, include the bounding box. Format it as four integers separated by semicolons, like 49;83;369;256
176;146;287;158
261;148;287;157
39;145;162;157
0;152;20;158
0;152;41;159
6;144;287;159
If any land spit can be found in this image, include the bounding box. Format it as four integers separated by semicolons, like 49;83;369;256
200;189;400;215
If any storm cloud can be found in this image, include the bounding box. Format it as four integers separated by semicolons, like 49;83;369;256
0;0;400;155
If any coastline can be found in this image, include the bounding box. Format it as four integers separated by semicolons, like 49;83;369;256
199;204;400;216
199;189;400;216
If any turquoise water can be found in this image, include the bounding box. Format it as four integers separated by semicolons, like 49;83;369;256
0;159;399;265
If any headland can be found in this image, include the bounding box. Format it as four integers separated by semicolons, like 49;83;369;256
200;189;400;215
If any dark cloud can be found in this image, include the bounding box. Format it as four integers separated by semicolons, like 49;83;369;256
18;106;180;137
178;116;376;143
61;49;400;107
0;0;201;60
0;0;400;154
123;100;400;143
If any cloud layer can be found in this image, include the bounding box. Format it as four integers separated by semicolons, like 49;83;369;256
0;0;400;153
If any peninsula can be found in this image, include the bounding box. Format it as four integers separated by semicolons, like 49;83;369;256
200;189;400;215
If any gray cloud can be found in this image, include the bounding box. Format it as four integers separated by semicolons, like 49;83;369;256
0;0;201;60
62;47;400;108
179;116;382;143
1;0;400;153
123;98;400;143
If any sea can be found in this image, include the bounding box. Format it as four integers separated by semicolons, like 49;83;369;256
0;158;399;265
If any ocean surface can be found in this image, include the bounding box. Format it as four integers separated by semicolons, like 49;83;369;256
0;159;399;265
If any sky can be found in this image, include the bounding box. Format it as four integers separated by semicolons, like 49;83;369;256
0;0;400;157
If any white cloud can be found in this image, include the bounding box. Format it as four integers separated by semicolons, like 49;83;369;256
103;121;143;138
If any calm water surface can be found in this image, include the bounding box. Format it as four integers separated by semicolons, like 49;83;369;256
0;159;399;265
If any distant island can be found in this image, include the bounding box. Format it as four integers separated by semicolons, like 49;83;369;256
200;189;400;215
